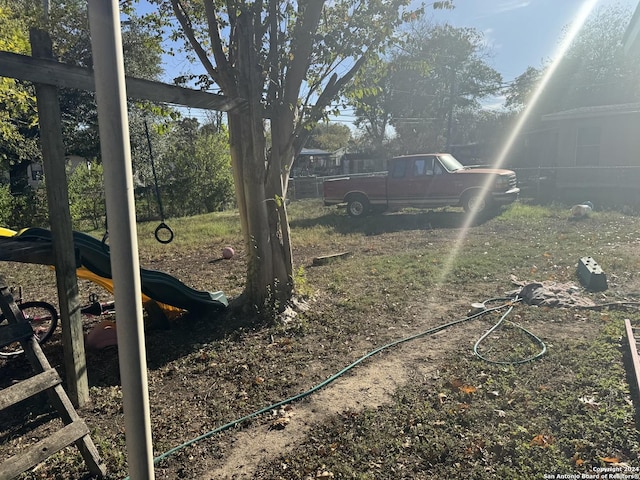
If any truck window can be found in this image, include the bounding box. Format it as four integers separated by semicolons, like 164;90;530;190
413;159;426;176
417;157;436;175
433;159;444;175
391;159;407;178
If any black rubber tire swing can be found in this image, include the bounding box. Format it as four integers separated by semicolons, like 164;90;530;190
144;120;174;244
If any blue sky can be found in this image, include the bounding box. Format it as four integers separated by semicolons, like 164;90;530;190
431;0;639;108
152;0;640;120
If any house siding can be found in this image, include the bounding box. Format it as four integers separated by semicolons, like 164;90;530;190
550;113;640;168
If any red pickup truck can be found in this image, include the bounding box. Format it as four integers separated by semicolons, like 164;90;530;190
323;153;520;217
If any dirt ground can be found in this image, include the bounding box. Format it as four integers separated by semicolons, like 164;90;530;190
200;307;607;479
1;205;640;479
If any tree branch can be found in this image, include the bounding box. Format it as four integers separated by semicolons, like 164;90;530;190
203;0;236;94
292;52;369;155
283;1;325;107
170;0;221;88
266;0;280;106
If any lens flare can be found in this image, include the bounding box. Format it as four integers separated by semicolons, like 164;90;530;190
434;0;600;287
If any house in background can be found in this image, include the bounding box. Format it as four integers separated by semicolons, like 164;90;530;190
292;148;337;177
537;103;640;203
340;153;386;174
510;103;640;204
540;103;640;169
490;1;640;205
8;161;44;193
8;155;88;193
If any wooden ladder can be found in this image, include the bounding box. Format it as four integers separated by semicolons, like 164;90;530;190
0;279;105;479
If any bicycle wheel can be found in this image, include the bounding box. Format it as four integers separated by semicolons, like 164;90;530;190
0;301;59;357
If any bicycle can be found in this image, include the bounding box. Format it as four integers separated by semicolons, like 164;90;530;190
0;290;115;358
0;286;59;358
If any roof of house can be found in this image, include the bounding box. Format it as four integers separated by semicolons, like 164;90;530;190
541;102;640;121
299;148;331;156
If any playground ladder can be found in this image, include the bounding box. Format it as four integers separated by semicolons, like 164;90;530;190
0;277;105;479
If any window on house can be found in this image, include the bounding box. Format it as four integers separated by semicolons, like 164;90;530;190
575;126;601;166
30;164;44;181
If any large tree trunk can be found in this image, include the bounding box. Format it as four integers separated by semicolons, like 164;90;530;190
226;11;293;317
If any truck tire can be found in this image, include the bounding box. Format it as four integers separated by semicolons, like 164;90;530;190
346;194;370;217
462;190;488;214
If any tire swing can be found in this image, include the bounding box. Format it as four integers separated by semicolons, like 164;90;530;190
144;120;173;244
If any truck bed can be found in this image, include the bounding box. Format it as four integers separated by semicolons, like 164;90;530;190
323;172;388;206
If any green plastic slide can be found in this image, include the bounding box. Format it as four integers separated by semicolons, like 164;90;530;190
14;227;228;313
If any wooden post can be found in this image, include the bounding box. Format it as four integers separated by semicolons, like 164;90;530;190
29;28;89;407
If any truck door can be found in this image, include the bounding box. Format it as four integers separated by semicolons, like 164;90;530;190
386;158;410;207
386;156;434;207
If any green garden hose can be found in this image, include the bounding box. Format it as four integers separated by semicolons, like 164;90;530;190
472;298;547;365
123;297;544;479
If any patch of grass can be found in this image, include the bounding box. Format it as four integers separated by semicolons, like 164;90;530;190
255;312;640;479
293;266;314;298
136;211;243;251
498;202;555;222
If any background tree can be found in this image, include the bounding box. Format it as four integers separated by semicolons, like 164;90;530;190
346;20;502;156
389;22;502;153
161;120;235;217
345;56;396;153
5;0;165;162
305;123;352;152
504;66;541;113
3;1;168;227
67;160;105;230
145;0;453;317
507;5;639;126
551;4;640;109
0;0;39;168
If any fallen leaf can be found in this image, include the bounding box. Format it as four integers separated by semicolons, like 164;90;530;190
438;392;447;403
269;416;291;430
530;434;554;448
579;396;601;409
494;409;506;417
316;471;334;478
459;385;477;394
601;457;620;464
450;379;463;389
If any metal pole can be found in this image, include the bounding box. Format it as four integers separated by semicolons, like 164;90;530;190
41;0;49;23
86;1;155;479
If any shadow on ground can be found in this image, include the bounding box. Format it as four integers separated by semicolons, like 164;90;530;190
291;208;499;235
0;307;250;436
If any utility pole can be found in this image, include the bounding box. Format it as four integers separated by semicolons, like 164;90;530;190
445;65;456;152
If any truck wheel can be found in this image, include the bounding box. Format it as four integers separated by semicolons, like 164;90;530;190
463;191;487;214
346;195;369;217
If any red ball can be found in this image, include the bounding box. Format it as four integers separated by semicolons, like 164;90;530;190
222;246;235;259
